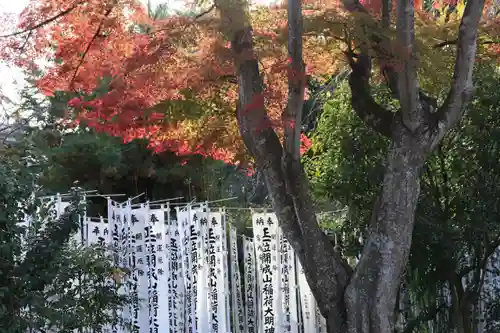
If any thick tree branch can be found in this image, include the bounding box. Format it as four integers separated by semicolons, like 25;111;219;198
431;0;486;151
217;1;352;331
283;0;305;160
283;2;353;320
346;52;394;138
396;0;422;132
342;0;400;96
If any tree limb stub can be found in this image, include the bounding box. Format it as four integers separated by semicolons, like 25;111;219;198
431;0;486;151
346;52;394;138
396;0;423;132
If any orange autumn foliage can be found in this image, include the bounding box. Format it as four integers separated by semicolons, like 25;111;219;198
0;0;498;165
1;0;335;165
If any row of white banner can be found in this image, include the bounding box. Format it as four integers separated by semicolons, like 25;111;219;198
41;197;328;333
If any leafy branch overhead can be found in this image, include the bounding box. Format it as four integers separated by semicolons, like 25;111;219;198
1;0;497;165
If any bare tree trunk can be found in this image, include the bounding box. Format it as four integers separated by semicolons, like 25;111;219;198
345;120;426;333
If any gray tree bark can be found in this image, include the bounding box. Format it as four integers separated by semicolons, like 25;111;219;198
215;0;486;332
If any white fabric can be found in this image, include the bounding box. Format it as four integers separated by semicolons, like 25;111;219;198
32;200;336;333
252;212;281;333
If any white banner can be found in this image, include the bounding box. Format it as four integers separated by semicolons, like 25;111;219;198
297;258;327;333
168;217;184;332
196;207;210;333
222;212;231;333
243;237;257;333
129;207;142;333
147;207;164;333
230;226;245;333
121;200;132;326
177;206;195;333
187;205;205;333
28;199;344;333
108;199;122;333
252;212;281;333
279;231;299;333
132;205;149;333
207;209;229;333
315;306;327;333
47;195;69;219
87;218;106;246
297;260;316;333
153;205;170;333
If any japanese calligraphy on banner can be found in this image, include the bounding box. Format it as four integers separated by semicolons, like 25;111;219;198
129;208;142;333
253;212;281;333
132;206;150;332
45;194;70;220
188;205;206;333
108;199;122;333
279;231;299;333
230;226;245;333
207;210;229;333
150;207;170;333
243;237;257;333
221;212;231;333
196;207;210;333
30;195;340;333
146;207;162;333
120;200;132;325
168;217;184;333
86;216;109;246
177;206;194;333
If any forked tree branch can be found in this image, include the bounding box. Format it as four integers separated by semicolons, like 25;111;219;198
341;0;439;112
430;0;486;151
218;0;306;266
217;1;352;330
